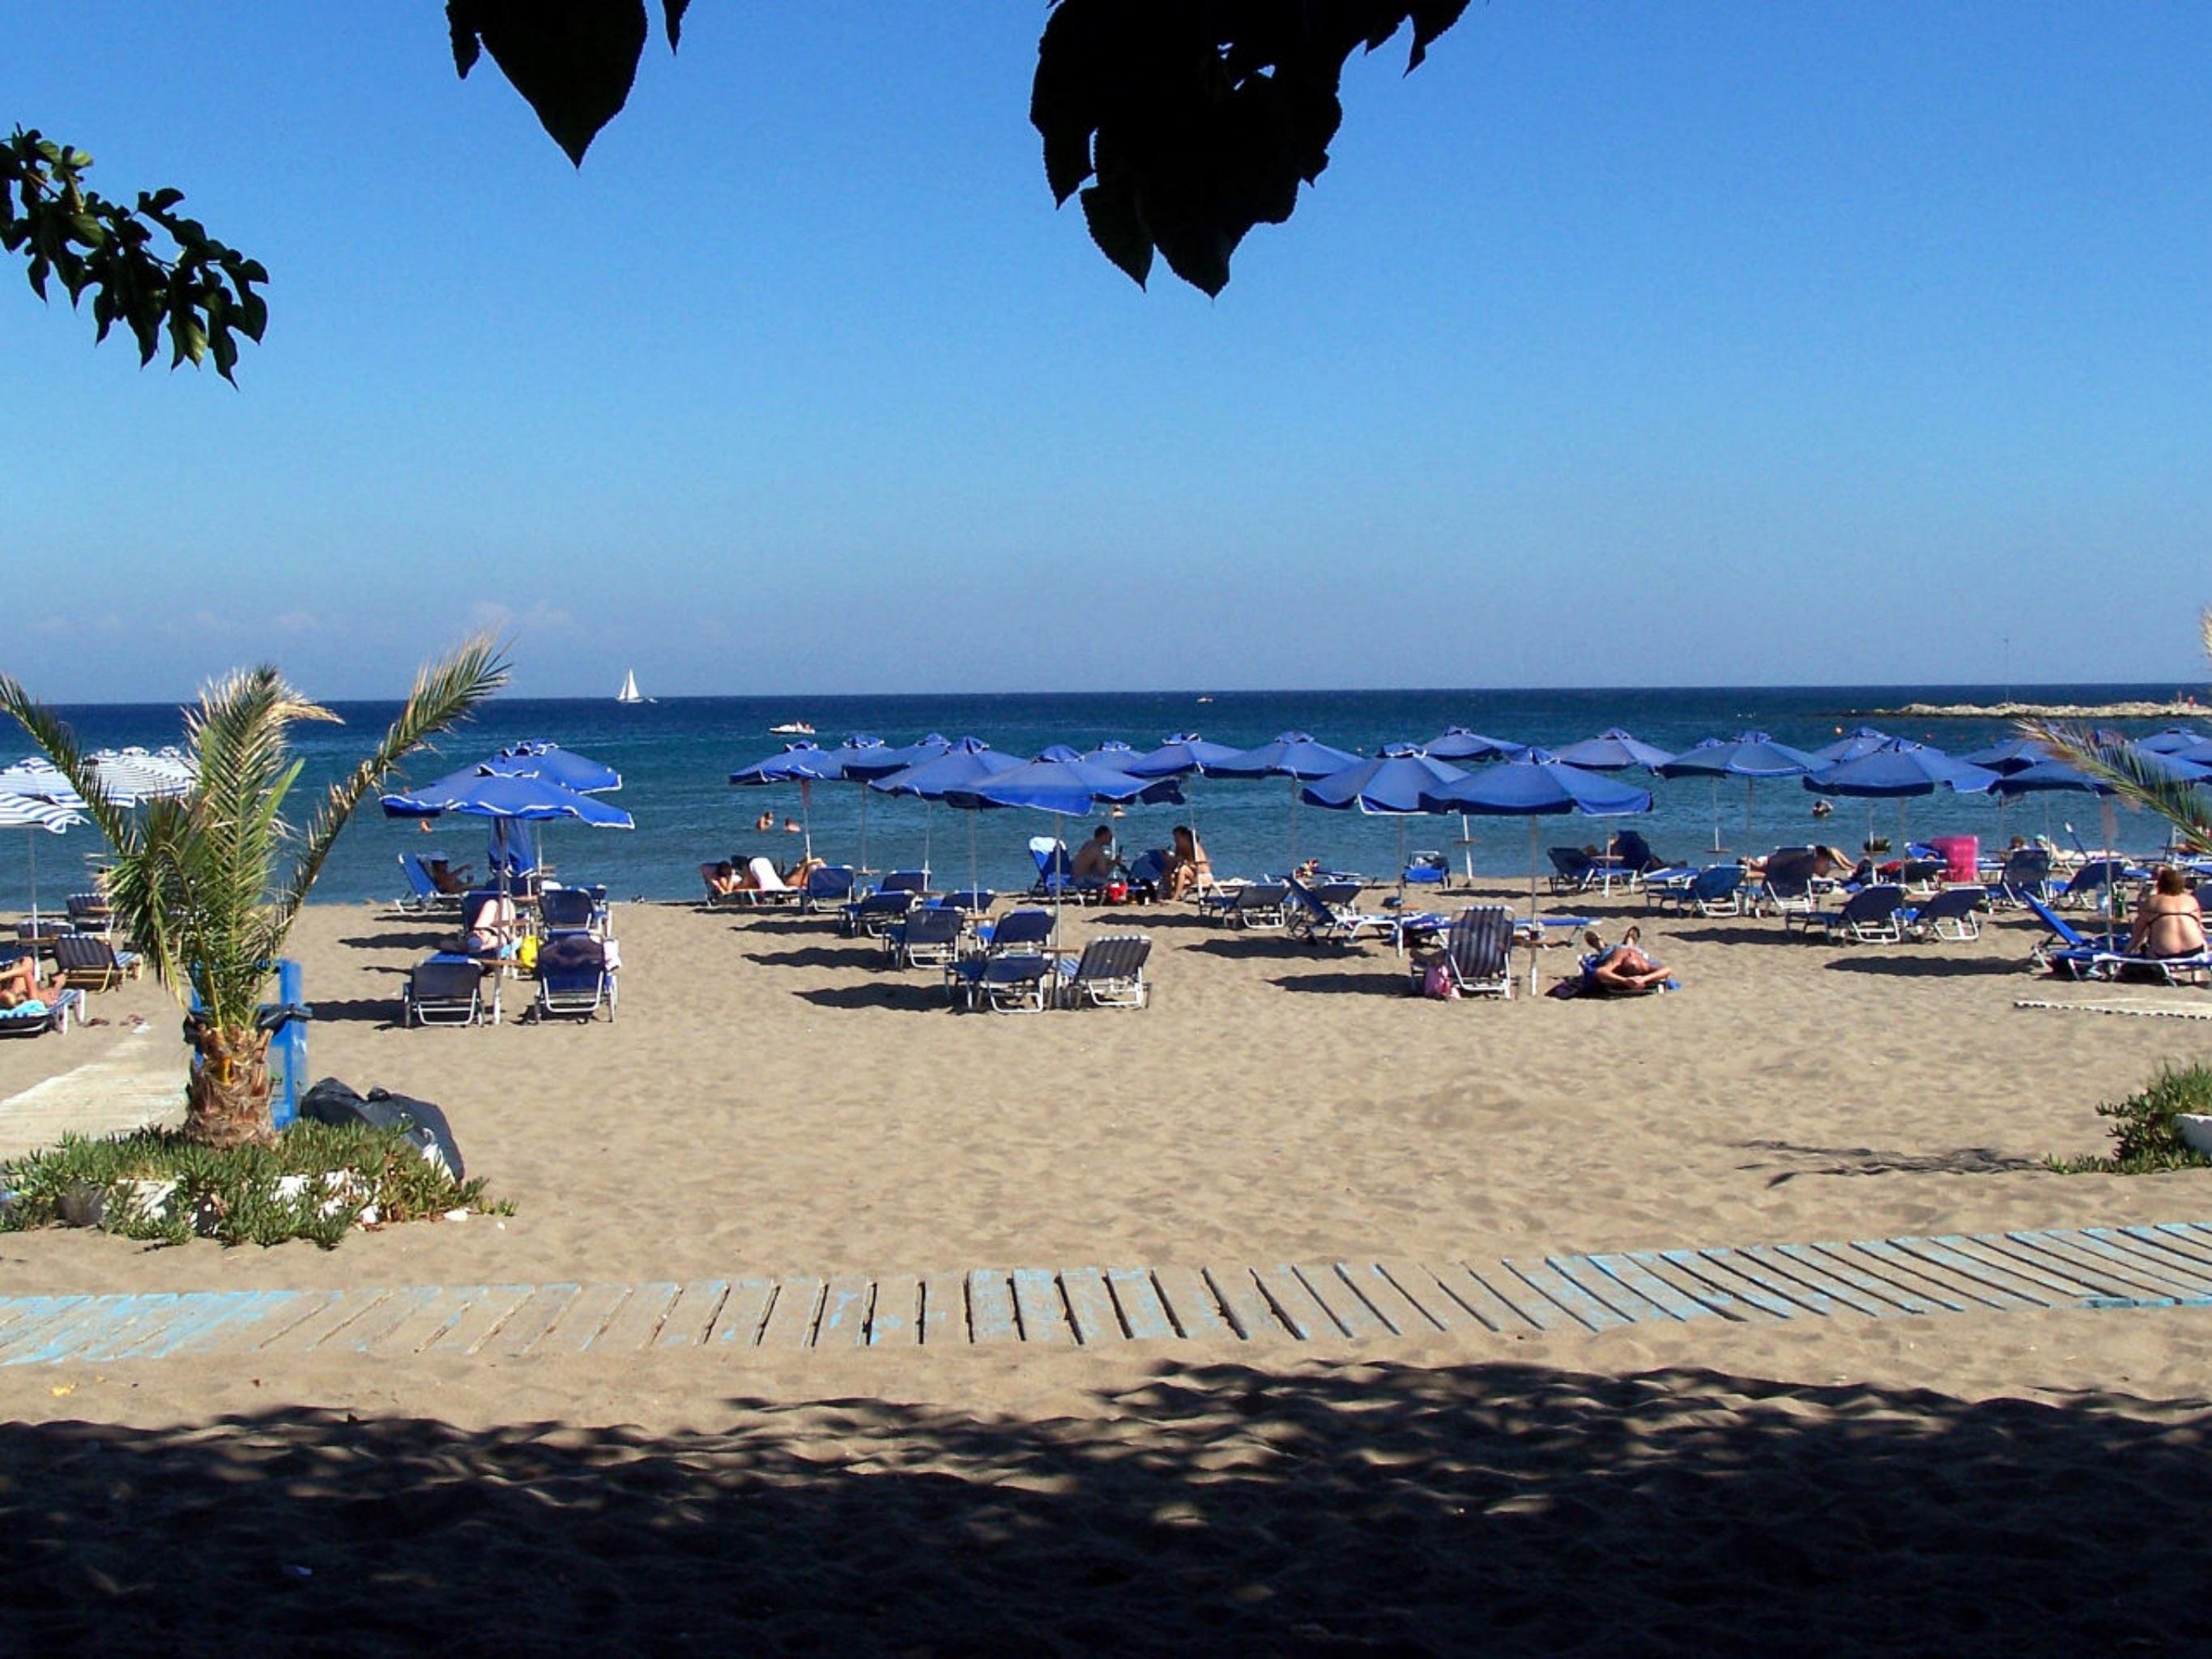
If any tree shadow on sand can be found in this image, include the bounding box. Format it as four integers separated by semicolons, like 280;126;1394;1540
745;946;884;971
791;983;953;1014
1733;1139;2046;1183
338;929;454;952
3;1356;2206;1657
1820;954;2034;979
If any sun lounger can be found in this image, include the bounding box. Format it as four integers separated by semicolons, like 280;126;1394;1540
1649;864;1745;917
1402;851;1449;890
1201;882;1289;930
404;955;497;1026
538;885;607;936
64;892;113;934
977;906;1054;953
884;903;964;969
535;932;616;1021
842;889;916;938
799;864;858;914
1907;885;1988;941
396;853;463;915
2053;859;2141;911
950;951;1061;1013
1988;847;2055;909
0;987;84;1038
1408;906;1515;999
1798;884;1910;944
878;868;931;896
52;932;141;991
1284;873;1403;947
940;888;997;916
1059;934;1153;1009
2022;895;2206;982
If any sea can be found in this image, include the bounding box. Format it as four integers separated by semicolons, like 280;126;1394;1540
2;684;2199;912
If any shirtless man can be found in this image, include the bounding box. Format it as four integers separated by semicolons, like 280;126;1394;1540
1071;825;1119;882
1583;927;1674;994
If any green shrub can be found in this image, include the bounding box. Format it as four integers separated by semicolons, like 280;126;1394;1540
0;1120;509;1247
2048;1061;2212;1175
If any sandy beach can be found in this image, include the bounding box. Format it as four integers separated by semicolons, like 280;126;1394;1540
4;883;2210;1651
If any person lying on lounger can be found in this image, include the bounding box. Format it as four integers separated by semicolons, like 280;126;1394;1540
1;955;62;1010
459;893;521;956
1582;927;1675;994
2129;866;2206;960
1745;845;1860;884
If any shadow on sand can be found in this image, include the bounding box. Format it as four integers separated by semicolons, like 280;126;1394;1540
2;1357;2206;1656
1733;1138;2047;1183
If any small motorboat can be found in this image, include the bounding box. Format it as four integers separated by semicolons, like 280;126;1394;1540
769;721;816;736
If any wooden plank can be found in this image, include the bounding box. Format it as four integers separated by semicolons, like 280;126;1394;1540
1298;1263;1392;1338
369;1285;495;1355
1251;1265;1336;1341
1504;1258;1632;1331
428;1285;539;1354
1738;1246;1894;1319
1433;1262;1553;1332
1152;1265;1230;1340
815;1276;875;1348
6;1294;167;1366
2111;1224;2212;1273
143;1290;331;1358
535;1283;636;1354
480;1283;583;1358
1835;1239;1975;1312
654;1281;729;1349
2039;1229;2212;1299
867;1275;920;1346
2146;1222;2212;1269
967;1269;1018;1345
68;1294;184;1363
1106;1268;1176;1341
1784;1243;1947;1316
1587;1253;1722;1322
760;1277;825;1350
1547;1256;1661;1324
1883;1237;2051;1309
330;1287;449;1354
708;1277;778;1347
593;1282;681;1353
1626;1253;1753;1321
1699;1248;1845;1317
919;1273;964;1346
1203;1265;1290;1342
255;1290;395;1355
1933;1235;2106;1303
1059;1266;1126;1346
2103;1226;2212;1288
1009;1269;1072;1346
1370;1259;1485;1334
1337;1261;1438;1336
2004;1230;2193;1300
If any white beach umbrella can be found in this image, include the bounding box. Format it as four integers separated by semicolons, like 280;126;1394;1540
0;794;84;933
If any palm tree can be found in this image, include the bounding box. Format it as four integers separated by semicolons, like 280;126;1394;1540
0;637;508;1148
2027;608;2212;853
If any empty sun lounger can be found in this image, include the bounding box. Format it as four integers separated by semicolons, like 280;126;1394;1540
799;864;859;914
1059;934;1153;1009
1284;873;1404;947
0;987;84;1038
884;903;964;969
842;889;917;938
1908;885;1989;941
949;951;1062;1013
1201;882;1289;930
535;932;616;1021
52;932;141;991
1409;906;1515;1000
1798;884;1910;944
538;885;608;936
404;956;497;1026
1649;864;1745;917
976;906;1055;954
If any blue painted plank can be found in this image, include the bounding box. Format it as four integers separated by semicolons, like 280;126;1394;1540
1370;1259;1487;1333
814;1276;874;1348
588;1281;682;1352
426;1286;539;1355
1785;1243;1947;1316
1647;1251;1789;1320
1202;1265;1289;1341
1460;1262;1573;1331
919;1273;963;1346
1698;1249;1846;1316
3;1294;164;1366
1298;1263;1391;1339
70;1293;185;1362
1337;1261;1437;1337
539;1283;635;1354
1152;1265;1230;1340
2108;1226;2212;1284
1586;1253;1720;1321
1059;1267;1123;1345
1937;1235;2114;1303
1009;1269;1071;1345
1890;1237;2061;1308
1108;1268;1178;1341
483;1284;583;1358
2156;1222;2212;1262
368;1286;495;1355
1975;1232;2156;1301
654;1280;731;1349
2084;1230;2212;1299
1501;1258;1630;1330
256;1289;393;1354
0;1296;97;1360
709;1277;778;1347
760;1277;825;1350
867;1275;919;1346
1739;1246;1895;1319
333;1287;450;1354
1675;1252;1806;1319
2044;1229;2212;1300
163;1290;339;1358
1251;1265;1335;1340
967;1269;1018;1344
1836;1239;1974;1312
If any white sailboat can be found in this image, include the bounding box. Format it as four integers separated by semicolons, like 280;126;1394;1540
616;668;646;705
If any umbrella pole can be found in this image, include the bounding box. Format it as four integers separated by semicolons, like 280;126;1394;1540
1744;776;1754;852
1396;817;1407;898
1711;779;1723;853
969;814;978;904
1526;817;1541;996
27;830;37;935
1288;778;1298;872
858;787;869;881
800;780;814;864
1460;812;1476;888
924;801;935;875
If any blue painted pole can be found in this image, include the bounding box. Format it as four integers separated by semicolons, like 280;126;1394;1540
270;958;304;1130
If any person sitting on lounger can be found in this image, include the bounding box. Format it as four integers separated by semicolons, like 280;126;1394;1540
706;860;744;897
1071;825;1120;882
1583;927;1675;994
1745;845;1859;884
2129;866;2206;959
424;856;474;894
460;893;520;956
1160;824;1213;901
782;855;825;888
1;955;62;1010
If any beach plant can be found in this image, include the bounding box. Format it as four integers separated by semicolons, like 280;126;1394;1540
2026;608;2212;851
0;638;508;1149
0;1121;508;1248
2047;1060;2212;1175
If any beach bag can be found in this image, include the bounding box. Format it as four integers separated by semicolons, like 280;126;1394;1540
300;1078;463;1179
1420;959;1460;1000
515;934;540;973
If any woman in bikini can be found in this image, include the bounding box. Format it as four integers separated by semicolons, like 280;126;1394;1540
1;954;62;1010
2129;866;2206;959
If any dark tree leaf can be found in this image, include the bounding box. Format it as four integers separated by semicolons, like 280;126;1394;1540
663;0;692;50
1032;0;1468;293
448;0;650;167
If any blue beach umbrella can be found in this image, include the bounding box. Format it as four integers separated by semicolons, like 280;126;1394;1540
2137;727;2208;756
382;769;634;898
731;741;852;862
1421;727;1519;761
481;741;621;794
1080;740;1143;770
1812;727;1894;765
1804;739;1998;864
1123;733;1244;871
841;732;949;782
1553;727;1674;773
829;734;889;874
1958;736;2050;774
1656;731;1824;852
1421;751;1654;966
872;738;1025;891
1213;731;1362;869
1302;744;1469;891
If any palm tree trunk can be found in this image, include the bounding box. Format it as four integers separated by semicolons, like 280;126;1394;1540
184;1020;275;1148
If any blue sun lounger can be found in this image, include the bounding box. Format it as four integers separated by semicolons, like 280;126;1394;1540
2024;895;2207;983
0;987;84;1038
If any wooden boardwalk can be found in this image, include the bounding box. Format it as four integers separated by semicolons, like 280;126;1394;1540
3;1221;2210;1367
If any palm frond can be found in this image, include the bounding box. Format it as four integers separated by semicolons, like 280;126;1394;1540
2026;719;2212;855
0;673;143;855
274;635;509;930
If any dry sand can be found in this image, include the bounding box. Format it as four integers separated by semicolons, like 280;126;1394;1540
3;885;2210;1653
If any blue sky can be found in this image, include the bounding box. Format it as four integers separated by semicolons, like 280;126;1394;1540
6;2;2209;700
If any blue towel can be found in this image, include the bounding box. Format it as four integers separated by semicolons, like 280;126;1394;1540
6;1000;48;1017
